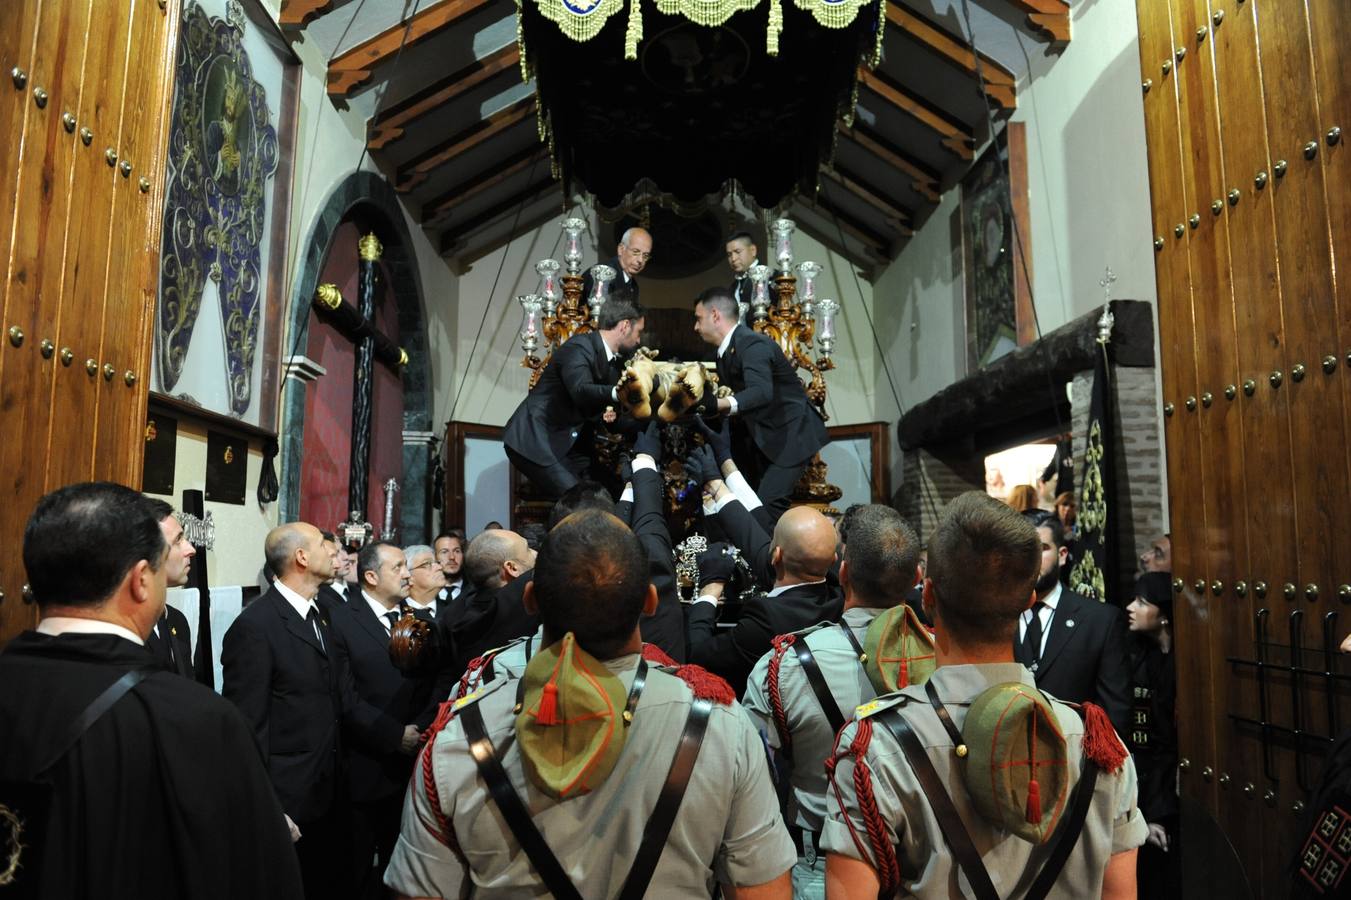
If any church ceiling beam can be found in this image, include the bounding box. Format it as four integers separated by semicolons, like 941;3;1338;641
836;123;941;203
368;44;522;151
802;192;891;255
789;203;888;273
439;178;561;254
885;3;1017;111
856;68;974;160
279;0;333;28
454;201;572;268
998;0;1070;44
395;97;537;192
327;0;497;98
819;166;914;234
422;145;550;224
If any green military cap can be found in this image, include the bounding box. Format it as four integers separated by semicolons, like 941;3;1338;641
962;683;1070;844
516;632;630;800
863;603;936;695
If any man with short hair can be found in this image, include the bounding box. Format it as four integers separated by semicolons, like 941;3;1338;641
385;509;795;899
0;482;302;898
1139;533;1171;574
824;492;1147;899
743;505;924;897
725;230;762;322
504;296;648;497
433;530;465;604
688;505;843;696
318;531;353;607
144;497;196;679
223;521;405;899
1017;517;1131;737
330;541;425;899
403;544;445;620
693;286;829;521
581;225;652;307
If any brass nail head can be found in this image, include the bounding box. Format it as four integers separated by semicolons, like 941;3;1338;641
11;67;26;89
61;111;75;132
1269;370;1283;388
1243;782;1255;797
1329;126;1343;146
1196;26;1207;41
1292;363;1306;381
1243;379;1256;396
1235;580;1248;597
1164;402;1175;416
1339;584;1351;602
1175;46;1186;62
138;177;150;193
1219;773;1231;787
104;147;117;166
1185;395;1197;411
1174;223;1185;238
1142;79;1152;94
1306;584;1320;601
1201;391;1213;407
84;358;97;376
32;87;47;108
7;326;22;347
38;338;53;359
1190;214;1201;229
1228;188;1241;205
1180;757;1191;771
1294;801;1306;814
1194;579;1206;593
1305;141;1319;159
1254;580;1269;598
1213;9;1224;25
1283;582;1297;601
59;347;73;366
79;127;92;146
119;160;131;177
1264;790;1276;807
1212;199;1224;214
1154;236;1164;250
1324;355;1338;374
124;370;136;386
1163;59;1172;75
101;363;115;381
1203;766;1214;781
1173;578;1185;594
1211;580;1223;595
1255;171;1268;189
1274;159;1288;177
1224;384;1237;400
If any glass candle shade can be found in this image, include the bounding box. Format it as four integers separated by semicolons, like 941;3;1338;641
535;258;561;310
588;264;616;321
796;260;822;317
748;264;771;321
815;297;840;357
518;293;543;355
561;218;587;274
772;218;797;270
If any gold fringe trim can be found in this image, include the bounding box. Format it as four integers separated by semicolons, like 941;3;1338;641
625;0;643;60
792;0;874;30
651;0;757;27
767;0;783;56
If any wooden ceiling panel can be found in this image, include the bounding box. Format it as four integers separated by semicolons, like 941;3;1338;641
368;44;522;150
327;0;498;98
858;68;974;160
395;97;538;192
887;3;1016;111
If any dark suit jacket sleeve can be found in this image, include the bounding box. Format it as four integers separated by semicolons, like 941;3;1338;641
631;466;685;661
331;622;404;755
731;338;775;415
716;499;775;590
221;615;272;758
685;596;776;688
615;496;633;526
1095;605;1132;737
558;337;617;416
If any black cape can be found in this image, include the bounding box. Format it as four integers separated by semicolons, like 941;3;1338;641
0;631;303;899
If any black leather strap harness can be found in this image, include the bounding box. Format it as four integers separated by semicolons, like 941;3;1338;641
457;662;712;900
793;623;868;737
869;691;1102;900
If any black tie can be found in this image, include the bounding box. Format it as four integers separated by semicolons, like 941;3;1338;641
1023;601;1046;669
306;607;326;652
385;610;400;632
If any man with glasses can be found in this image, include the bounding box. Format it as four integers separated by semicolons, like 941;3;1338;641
403;543;445;620
581;225;652;307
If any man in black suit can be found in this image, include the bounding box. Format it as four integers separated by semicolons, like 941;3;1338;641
687;505;843;696
317;531;354;608
433;530;466;604
1016;516;1131;737
504;297;647;498
144;498;196;679
693;286;829;522
403;543;445;620
725;230;763;323
222;522;405;899
579;225;652;307
330;541;426;899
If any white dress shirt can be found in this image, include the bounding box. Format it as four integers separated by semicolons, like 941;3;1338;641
1017;581;1062;659
37;617;144;646
717;326;739;415
363;591;399;634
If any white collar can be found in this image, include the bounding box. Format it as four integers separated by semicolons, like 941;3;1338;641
599;331;618;362
362;591;400;624
717;325;738;359
36;617;145;646
274;579;319;621
1037;581;1063;611
406;596;437;612
767;578;826;598
735;259;760;279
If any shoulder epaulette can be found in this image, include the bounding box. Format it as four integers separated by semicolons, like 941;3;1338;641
455;640;526;700
652;661;735;705
854;691;912;721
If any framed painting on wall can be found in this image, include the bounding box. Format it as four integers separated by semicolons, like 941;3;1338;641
960;122;1032;374
151;0;299;432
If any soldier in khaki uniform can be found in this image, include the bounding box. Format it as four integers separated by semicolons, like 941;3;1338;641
385;509;795;900
743;505;931;898
823;492;1147;899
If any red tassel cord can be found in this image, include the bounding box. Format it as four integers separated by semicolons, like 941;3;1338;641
1026;706;1042;824
536;680;560;725
767;634;796;752
1080;702;1128;773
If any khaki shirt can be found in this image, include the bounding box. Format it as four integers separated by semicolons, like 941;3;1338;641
743;606;881;833
822;663;1148;899
386;652;796;898
459;630;542;695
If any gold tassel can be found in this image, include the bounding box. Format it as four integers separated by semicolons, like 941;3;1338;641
767;0;783;56
626;0;643;60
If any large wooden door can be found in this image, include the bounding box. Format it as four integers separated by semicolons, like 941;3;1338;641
0;0;178;645
1136;0;1351;895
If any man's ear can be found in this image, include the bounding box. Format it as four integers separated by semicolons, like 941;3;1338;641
771;546;783;569
363;569;378;589
921;577;936;620
128;559;154;605
523;580;538;616
838;559;851;593
641;583;658;616
1057;545;1069;566
1026;589;1039;610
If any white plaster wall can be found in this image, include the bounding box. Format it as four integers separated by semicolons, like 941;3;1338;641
871;0;1155;412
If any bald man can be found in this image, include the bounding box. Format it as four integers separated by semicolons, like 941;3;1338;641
581;226;651;308
223;522;404;899
687;506;844;695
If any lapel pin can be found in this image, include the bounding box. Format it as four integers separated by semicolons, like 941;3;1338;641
1065;619;1075;628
